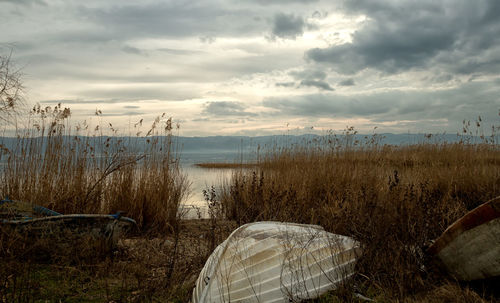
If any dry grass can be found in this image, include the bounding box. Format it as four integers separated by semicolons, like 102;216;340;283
0;104;189;232
1;107;499;301
0;105;227;302
218;134;500;301
0;220;237;302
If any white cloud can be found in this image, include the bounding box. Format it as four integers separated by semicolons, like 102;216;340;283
1;0;498;136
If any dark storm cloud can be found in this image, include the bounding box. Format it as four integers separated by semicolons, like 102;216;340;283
339;79;355;86
299;79;334;91
306;0;500;75
262;81;500;125
199;36;216;44
262;93;391;117
289;69;333;90
202;101;257;117
289;69;326;81
156;48;205;55
253;0;318;4
202;52;299;76
122;46;143;55
271;13;305;39
123;46;202;56
3;0;498;135
78;3;265;40
423;73;453;84
192;118;210;122
275;82;295;87
100;111;145;117
81;86;200;102
0;0;45;6
24;48;298;86
47;30;116;45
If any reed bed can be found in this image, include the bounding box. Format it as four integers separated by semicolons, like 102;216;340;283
0;105;196;301
218;134;500;300
1;105;499;301
0;104;189;232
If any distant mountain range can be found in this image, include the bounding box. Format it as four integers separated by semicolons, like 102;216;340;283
1;133;496;164
174;133;491;151
0;133;494;151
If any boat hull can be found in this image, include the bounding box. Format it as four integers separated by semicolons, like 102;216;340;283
193;221;361;303
428;198;500;281
2;214;136;248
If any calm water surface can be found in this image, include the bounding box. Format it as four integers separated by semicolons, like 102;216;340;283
180;164;234;218
179;150;253;218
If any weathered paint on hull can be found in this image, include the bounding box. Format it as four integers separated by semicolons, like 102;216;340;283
428;198;500;281
193;221;361;303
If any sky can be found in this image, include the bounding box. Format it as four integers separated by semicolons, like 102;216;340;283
1;0;499;136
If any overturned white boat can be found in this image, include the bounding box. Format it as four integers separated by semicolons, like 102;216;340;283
193;222;362;303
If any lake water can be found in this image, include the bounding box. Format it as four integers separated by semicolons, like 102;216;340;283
179;150;253;218
180;164;234;218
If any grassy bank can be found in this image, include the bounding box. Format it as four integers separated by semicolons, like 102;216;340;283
0;106;196;301
1;108;500;301
218;136;500;301
0;219;237;302
0;105;189;232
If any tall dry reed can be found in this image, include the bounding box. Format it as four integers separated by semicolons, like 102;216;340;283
219;130;500;299
0;104;189;232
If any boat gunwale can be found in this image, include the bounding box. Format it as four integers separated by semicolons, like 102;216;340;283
428;197;500;255
1;214;137;226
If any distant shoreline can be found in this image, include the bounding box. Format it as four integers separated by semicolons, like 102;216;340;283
194;162;258;169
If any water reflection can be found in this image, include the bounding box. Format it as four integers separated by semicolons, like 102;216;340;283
179;151;252;219
180;164;236;218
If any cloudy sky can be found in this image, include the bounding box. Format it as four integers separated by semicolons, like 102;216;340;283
1;0;499;136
